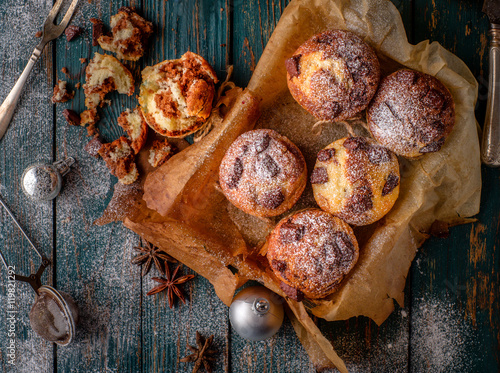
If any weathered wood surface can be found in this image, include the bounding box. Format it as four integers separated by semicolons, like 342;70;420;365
0;0;497;372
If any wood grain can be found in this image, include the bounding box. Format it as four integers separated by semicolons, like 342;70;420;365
54;1;142;371
141;1;231;372
0;1;55;371
0;0;497;372
410;0;498;371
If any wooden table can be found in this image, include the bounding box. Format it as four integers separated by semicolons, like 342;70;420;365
0;0;497;372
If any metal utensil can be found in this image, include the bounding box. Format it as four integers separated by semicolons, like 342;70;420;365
0;194;78;345
21;157;75;202
0;0;79;141
481;0;500;166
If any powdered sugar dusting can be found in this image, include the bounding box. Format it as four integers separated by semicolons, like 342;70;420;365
410;296;477;372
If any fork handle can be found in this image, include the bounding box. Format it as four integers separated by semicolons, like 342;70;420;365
0;42;46;141
482;24;500;166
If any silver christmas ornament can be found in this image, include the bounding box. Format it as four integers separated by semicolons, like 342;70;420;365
229;286;284;341
21;157;75;202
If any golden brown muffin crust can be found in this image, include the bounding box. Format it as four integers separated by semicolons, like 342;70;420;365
219;129;307;217
367;69;455;158
285;29;381;122
311;137;400;226
267;208;359;300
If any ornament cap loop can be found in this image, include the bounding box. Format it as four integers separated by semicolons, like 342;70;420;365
253;298;270;315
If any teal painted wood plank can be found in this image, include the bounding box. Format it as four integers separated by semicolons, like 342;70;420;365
411;0;499;372
54;1;142;372
231;0;290;87
140;1;231;372
0;0;55;372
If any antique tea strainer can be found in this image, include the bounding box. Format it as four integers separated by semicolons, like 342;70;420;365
0;194;78;345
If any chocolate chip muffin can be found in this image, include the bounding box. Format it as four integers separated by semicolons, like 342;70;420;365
311;137;400;226
139;52;218;138
367;69;455;158
267;208;359;300
285;29;380;122
219;129;307;218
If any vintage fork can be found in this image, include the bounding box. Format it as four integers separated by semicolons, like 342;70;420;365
0;0;79;141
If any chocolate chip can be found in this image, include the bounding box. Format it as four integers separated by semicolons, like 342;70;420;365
227;157;244;189
65;25;82;42
343;137;368;151
84;136;103;157
317;148;336;162
382;172;400;196
271;259;287;273
323;101;341;118
419;137;445;154
418;121;445;143
367;146;392;164
422;88;445;109
255;134;271;153
260;154;280;178
280;221;306;243
334;231;354;253
346;185;373;214
62;109;81;126
279;281;304;302
285;55;301;78
310;167;328;184
258;189;285;209
90;18;105;46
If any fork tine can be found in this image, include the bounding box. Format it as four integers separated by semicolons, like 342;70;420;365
59;0;79;29
44;0;65;25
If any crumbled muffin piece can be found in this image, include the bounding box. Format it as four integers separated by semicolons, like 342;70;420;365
80;108;99;126
75;82;81;89
117;107;148;154
98;7;153;61
65;25;83;42
98;136;138;184
35;31;42;38
79;58;87;64
83;52;134;109
148;139;176;167
52;80;74;103
90;18;105;46
85;136;103;157
80;108;100;136
63;109;81;126
61;67;69;76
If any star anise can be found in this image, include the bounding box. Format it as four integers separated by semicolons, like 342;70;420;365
131;240;176;277
180;331;217;373
146;263;195;308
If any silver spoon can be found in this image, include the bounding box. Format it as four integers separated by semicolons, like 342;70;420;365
0;194;78;345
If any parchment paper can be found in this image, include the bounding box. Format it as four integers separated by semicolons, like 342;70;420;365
98;0;481;370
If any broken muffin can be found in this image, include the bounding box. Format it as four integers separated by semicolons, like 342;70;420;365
51;80;74;103
139;51;218;138
117;107;148;154
97;7;153;61
83;52;134;109
98;136;138;185
148;139;176;168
